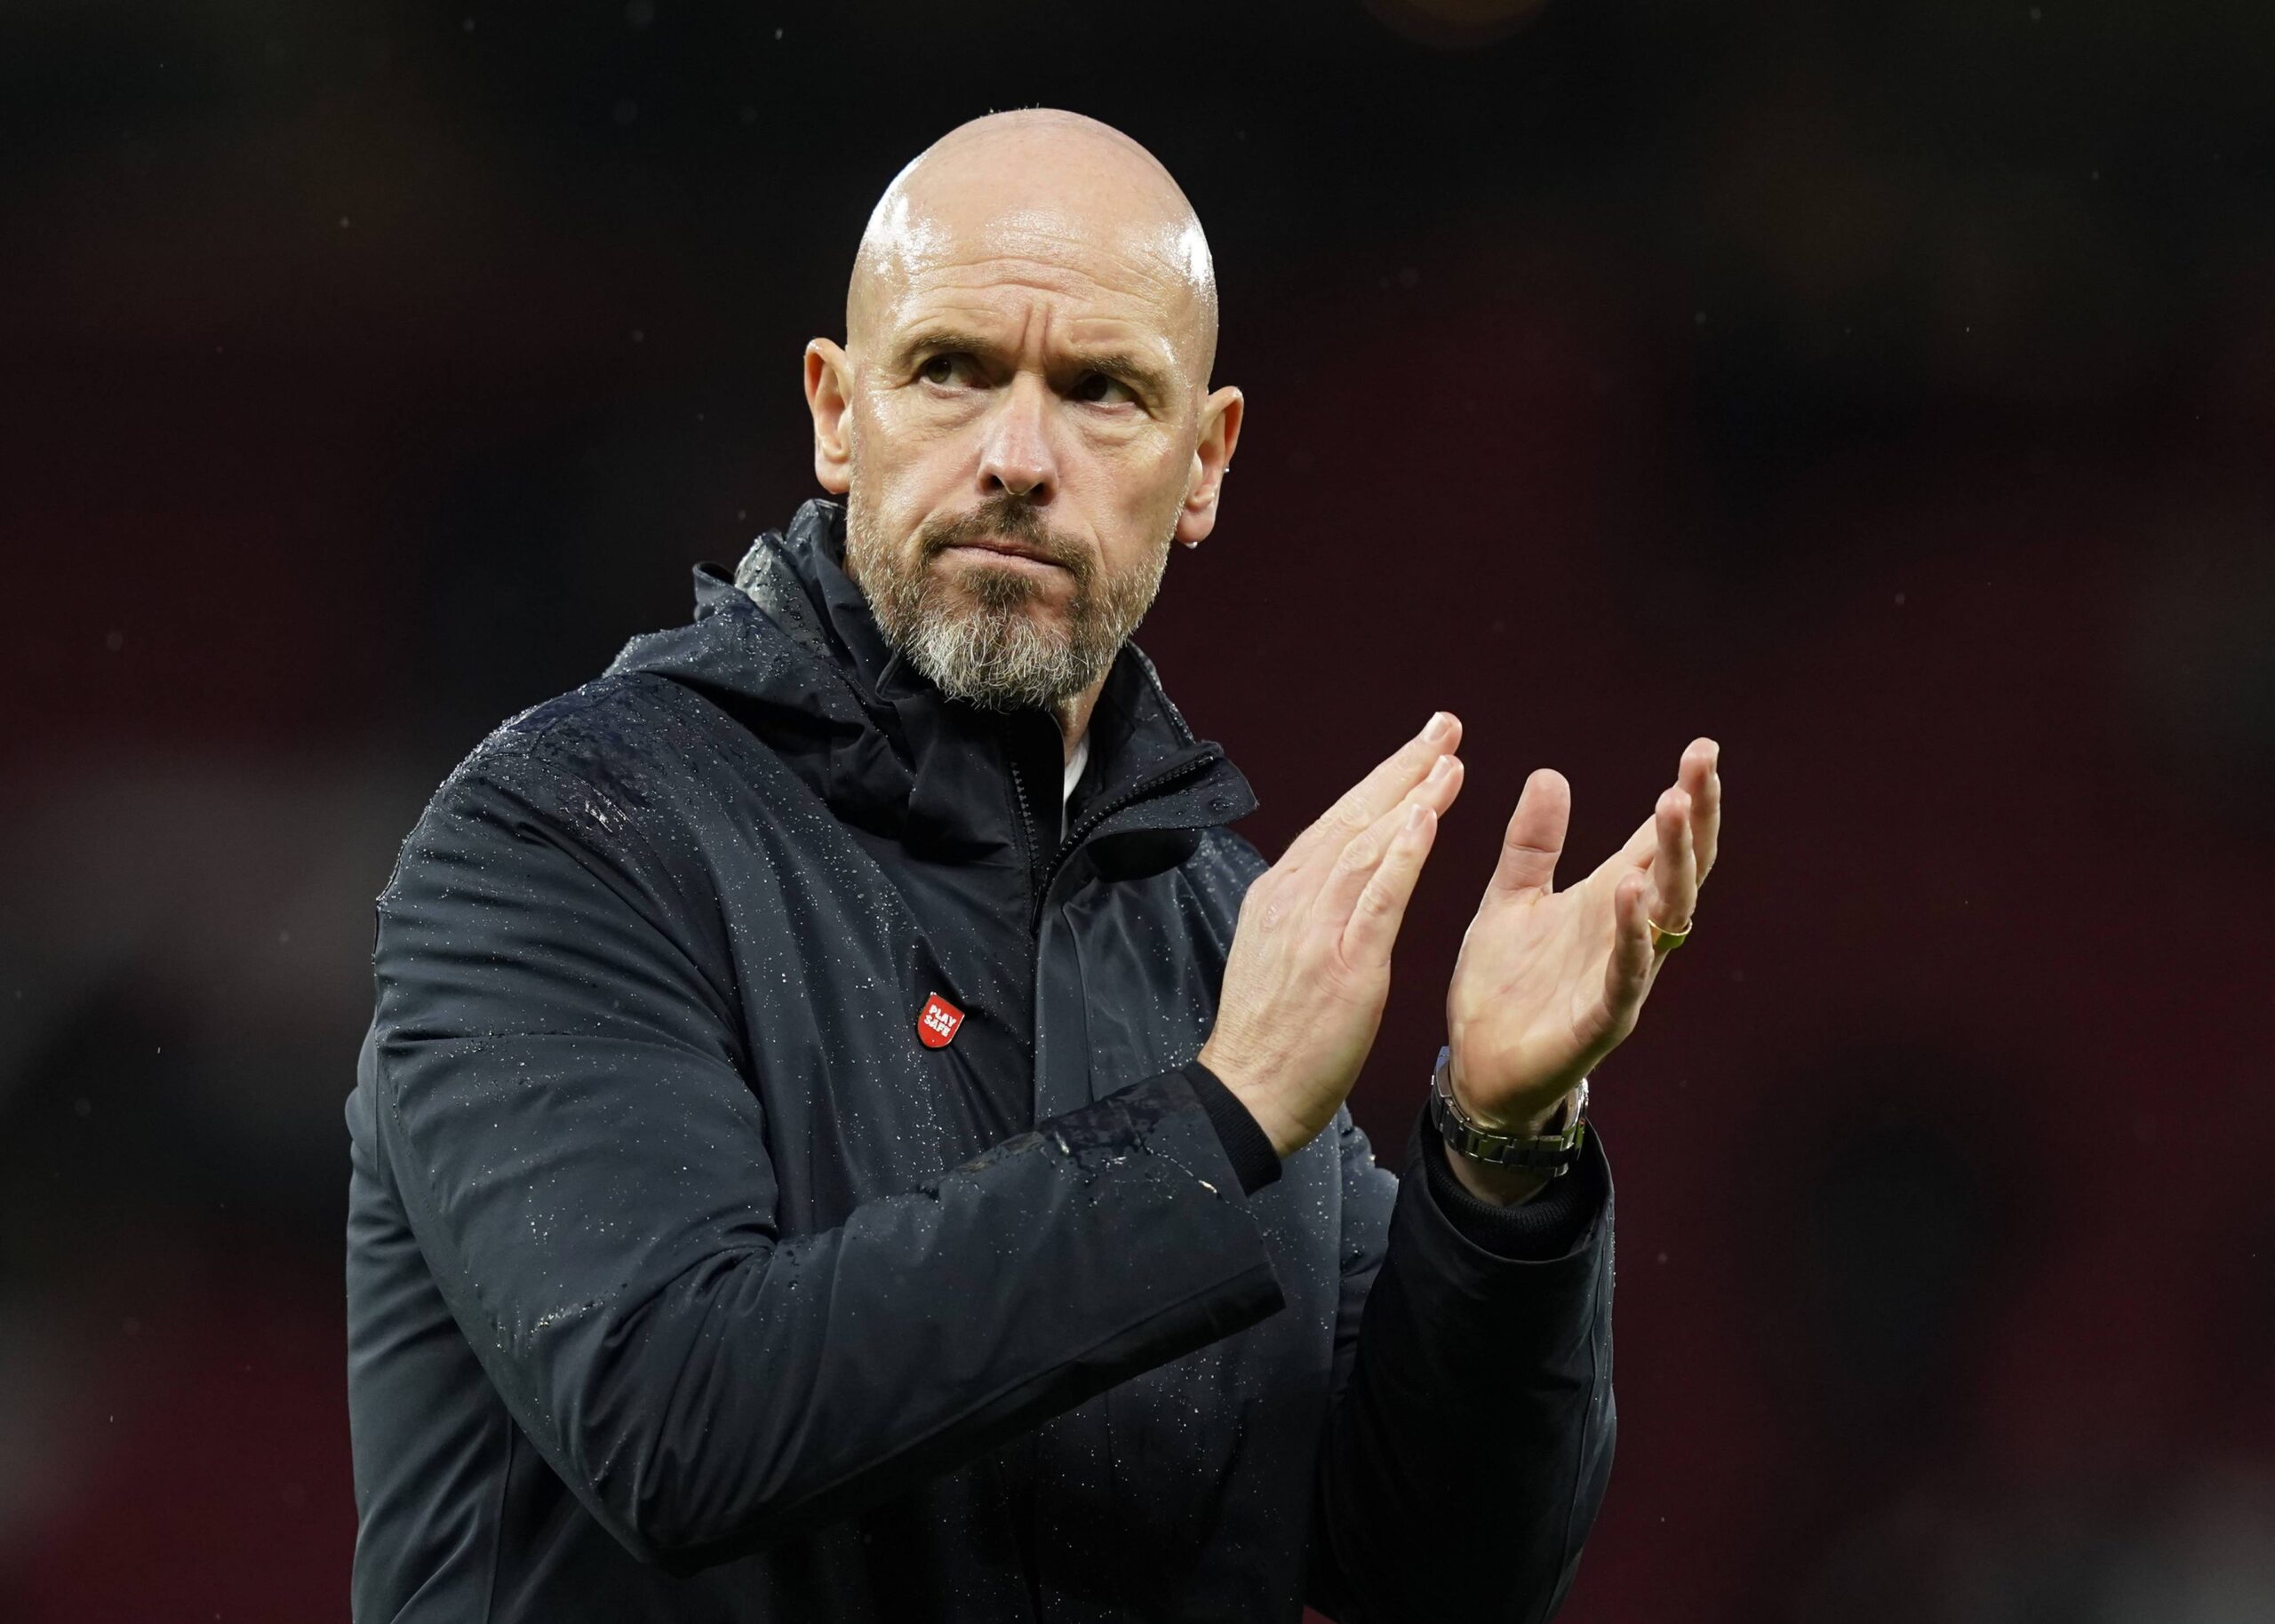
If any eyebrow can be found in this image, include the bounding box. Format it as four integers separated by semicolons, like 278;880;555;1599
894;328;1175;401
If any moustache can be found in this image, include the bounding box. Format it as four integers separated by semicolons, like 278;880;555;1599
918;501;1090;578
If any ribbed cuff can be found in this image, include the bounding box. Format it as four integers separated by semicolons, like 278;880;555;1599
1181;1061;1282;1196
1417;1106;1606;1259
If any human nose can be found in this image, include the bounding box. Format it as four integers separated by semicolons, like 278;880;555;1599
977;372;1057;500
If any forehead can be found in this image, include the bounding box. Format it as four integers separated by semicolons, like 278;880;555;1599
866;202;1208;368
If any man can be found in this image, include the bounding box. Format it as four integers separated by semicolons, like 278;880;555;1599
346;109;1722;1622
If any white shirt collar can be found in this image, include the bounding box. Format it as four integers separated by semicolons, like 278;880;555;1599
1058;733;1090;842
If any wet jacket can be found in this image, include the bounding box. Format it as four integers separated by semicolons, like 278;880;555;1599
345;498;1616;1622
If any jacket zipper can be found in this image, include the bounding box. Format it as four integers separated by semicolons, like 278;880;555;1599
1025;750;1221;934
1007;760;1044;928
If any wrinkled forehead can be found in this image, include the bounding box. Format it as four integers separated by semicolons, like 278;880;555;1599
853;183;1217;375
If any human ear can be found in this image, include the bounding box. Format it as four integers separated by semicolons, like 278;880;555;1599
1175;385;1244;547
804;339;855;495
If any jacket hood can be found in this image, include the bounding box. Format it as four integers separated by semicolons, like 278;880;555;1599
605;498;1255;868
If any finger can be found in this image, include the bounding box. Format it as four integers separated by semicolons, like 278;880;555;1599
1600;868;1656;1039
1649;786;1698;934
1609;737;1721;875
1281;712;1461;876
1486;768;1570;900
1312;753;1465;931
1341;802;1440;971
1681;737;1721;883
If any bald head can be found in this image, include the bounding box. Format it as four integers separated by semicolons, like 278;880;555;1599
848;109;1218;381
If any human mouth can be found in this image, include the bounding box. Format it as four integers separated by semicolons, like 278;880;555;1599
940;538;1068;575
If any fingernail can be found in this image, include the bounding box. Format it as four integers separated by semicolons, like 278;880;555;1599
1424;712;1453;742
1406;802;1428;830
1427;755;1456;784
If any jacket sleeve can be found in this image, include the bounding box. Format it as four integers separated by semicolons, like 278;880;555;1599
1304;1107;1616;1623
363;757;1284;1573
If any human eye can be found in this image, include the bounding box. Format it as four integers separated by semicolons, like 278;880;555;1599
916;351;980;389
1071;370;1137;407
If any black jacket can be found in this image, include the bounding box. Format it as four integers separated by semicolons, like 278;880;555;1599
345;499;1616;1622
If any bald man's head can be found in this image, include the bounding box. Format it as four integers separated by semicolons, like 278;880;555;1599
802;110;1242;723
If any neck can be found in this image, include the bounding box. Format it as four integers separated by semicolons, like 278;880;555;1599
1050;676;1106;766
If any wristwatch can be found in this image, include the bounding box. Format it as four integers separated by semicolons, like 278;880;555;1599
1428;1045;1589;1174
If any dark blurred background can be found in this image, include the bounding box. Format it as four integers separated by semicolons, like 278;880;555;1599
5;0;2273;1619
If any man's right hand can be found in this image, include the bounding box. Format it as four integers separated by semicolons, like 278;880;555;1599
1198;712;1465;1159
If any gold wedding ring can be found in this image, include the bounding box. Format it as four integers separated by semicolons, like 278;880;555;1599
1648;916;1693;952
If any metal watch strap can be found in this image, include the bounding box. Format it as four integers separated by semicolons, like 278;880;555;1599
1428;1045;1588;1174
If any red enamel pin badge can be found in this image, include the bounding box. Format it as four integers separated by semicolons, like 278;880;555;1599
916;991;965;1049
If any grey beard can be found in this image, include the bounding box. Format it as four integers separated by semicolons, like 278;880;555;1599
846;494;1171;712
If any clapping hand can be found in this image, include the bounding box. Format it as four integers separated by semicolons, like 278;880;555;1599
1441;739;1723;1198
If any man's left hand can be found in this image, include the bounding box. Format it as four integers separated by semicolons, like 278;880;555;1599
1441;738;1722;1201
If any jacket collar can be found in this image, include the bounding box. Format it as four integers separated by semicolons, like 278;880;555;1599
609;498;1256;869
